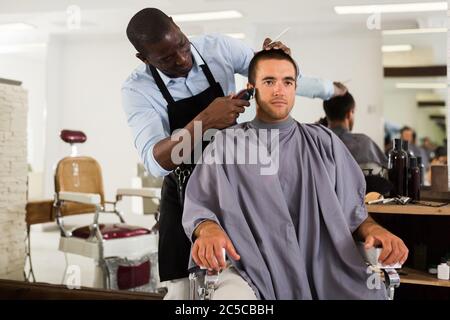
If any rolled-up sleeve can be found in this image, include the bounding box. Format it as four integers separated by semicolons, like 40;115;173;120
122;87;172;177
297;77;334;100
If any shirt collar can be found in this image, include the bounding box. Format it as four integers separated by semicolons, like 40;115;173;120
154;44;204;86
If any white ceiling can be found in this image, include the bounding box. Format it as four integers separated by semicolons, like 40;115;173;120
0;0;447;63
0;0;446;34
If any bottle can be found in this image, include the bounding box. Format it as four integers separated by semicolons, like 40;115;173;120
408;157;420;200
402;140;415;159
437;262;450;280
401;140;414;193
417;156;425;187
388;139;408;197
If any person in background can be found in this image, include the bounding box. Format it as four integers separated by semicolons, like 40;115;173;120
421;136;437;162
426;146;448;185
400;126;429;169
323;92;387;175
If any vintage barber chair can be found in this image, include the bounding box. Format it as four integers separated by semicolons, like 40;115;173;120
54;129;161;291
188;249;226;300
358;243;401;300
188;246;401;300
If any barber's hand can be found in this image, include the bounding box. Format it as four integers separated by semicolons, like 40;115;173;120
192;221;240;271
199;95;250;130
332;82;348;97
364;228;409;266
262;38;291;55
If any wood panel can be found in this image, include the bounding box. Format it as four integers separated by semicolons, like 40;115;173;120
0;279;164;300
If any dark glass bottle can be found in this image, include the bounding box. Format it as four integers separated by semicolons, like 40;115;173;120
408;157;421;200
417;156;425;187
401;140;413;193
388;139;408;197
401;140;415;162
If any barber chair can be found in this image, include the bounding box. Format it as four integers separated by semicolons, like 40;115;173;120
358;243;401;300
54;129;161;292
189;268;221;300
188;245;401;300
188;249;228;300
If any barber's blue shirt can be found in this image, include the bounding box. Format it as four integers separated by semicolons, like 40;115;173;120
122;33;334;177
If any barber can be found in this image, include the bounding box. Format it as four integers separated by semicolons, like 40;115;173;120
122;8;347;299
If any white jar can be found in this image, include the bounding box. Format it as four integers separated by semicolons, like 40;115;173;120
437;263;450;280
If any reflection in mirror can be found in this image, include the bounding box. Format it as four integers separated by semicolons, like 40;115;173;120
382;13;447;186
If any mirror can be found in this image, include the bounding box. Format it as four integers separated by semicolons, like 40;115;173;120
382;12;447;186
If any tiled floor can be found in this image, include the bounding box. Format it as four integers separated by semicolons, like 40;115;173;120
26;212;159;289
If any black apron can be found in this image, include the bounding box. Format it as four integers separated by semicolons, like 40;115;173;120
149;54;225;281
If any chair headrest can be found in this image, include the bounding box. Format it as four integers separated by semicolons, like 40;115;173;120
60;130;87;144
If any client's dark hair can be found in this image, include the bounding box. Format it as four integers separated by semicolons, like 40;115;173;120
248;49;298;85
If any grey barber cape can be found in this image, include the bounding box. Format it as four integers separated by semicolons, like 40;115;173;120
330;126;388;168
182;116;387;300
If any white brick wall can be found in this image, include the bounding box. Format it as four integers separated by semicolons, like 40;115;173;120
0;82;28;281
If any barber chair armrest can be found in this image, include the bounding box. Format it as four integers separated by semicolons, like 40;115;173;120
357;242;402;269
116;188;161;200
356;242;401;300
58;191;101;205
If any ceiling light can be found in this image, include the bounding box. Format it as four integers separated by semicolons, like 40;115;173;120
396;82;447;89
0;23;36;32
335;2;447;14
382;44;413;52
382;27;447;35
172;10;242;22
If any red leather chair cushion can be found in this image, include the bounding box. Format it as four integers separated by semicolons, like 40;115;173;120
60;130;87;144
72;223;150;240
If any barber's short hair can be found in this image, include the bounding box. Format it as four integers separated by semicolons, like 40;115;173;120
248;49;299;85
126;8;173;54
323;92;355;121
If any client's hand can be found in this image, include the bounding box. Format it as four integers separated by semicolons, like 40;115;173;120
192;220;240;271
364;227;409;266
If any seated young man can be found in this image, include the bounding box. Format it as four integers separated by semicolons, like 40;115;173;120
323;92;388;175
182;49;408;300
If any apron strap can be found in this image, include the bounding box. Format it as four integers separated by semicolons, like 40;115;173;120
191;43;217;87
200;64;216;87
149;65;175;105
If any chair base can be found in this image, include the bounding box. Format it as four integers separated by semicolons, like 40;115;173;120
59;234;160;292
102;253;159;292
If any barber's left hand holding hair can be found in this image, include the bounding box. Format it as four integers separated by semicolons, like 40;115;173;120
192;220;241;271
262;38;291;55
364;226;409;266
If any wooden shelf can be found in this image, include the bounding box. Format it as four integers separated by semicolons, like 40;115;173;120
400;267;450;288
367;204;450;216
